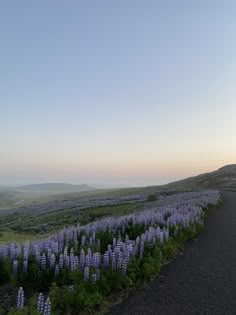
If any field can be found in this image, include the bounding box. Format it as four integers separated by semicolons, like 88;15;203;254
0;189;221;314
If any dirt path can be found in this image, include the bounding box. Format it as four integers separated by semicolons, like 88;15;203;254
107;191;236;315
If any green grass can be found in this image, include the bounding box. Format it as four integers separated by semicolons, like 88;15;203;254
0;231;46;244
0;202;141;243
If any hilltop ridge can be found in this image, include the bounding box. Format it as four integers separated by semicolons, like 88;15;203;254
163;164;236;190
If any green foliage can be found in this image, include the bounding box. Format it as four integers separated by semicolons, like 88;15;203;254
0;203;139;241
1;203;217;314
147;194;157;202
0;258;11;284
7;294;39;315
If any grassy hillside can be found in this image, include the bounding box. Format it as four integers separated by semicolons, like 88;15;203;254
0;183;96;210
1;164;235;211
162;164;236;190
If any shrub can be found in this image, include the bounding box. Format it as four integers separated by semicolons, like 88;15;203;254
147;194;157;202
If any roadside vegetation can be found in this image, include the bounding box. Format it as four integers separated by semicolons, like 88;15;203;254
0;203;141;243
0;191;221;314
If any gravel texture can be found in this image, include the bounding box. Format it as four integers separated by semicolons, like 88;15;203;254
107;191;236;315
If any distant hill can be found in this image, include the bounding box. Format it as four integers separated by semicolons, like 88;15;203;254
163;164;236;190
14;183;96;195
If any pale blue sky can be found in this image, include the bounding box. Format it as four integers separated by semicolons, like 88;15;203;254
0;1;235;186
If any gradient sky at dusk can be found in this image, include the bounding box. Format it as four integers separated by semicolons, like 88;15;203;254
0;0;235;186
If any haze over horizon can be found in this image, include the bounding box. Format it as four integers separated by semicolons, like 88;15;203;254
1;1;235;187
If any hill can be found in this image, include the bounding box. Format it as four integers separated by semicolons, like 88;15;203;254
14;183;95;195
163;164;236;190
0;183;96;210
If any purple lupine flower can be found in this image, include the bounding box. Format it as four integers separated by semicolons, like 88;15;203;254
74;239;78;251
103;251;109;269
112;252;116;271
97;252;101;267
41;253;46;271
159;231;164;244
17;287;24;309
65;255;70;268
87;248;92;262
43;297;51;315
47;248;52;262
79;249;85;270
117;252;123;270
53;241;59;255
70;247;74;258
85;254;90;267
63;246;68;259
50;253;55;269
1;244;8;258
35;249;41;265
70;255;75;271
139;240;145;260
92;273;97;284
84;266;89;281
115;245;120;261
164;228;169;241
10;242;16;262
37;293;44;314
59;254;64;269
113;237;116;249
13;260;18;275
73;255;79;269
122;256;127;275
23;241;30;261
16;244;22;258
92;253;98;268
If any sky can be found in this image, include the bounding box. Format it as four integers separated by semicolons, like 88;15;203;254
0;0;236;187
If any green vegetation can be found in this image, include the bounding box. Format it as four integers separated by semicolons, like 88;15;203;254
0;203;141;243
0;191;221;314
1;222;204;314
147;194;157;202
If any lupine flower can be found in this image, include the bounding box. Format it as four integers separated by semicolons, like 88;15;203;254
112;252;116;271
92;273;97;283
65;255;70;268
41;253;46;270
23;241;30;261
43;297;51;315
103;251;109;269
80;249;85;270
117;252;123;270
59;254;64;269
122;257;127;275
37;293;44;314
12;259;18;275
16;287;24;309
84;266;89;281
50;253;55;269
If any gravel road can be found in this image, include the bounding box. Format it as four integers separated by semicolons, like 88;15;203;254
107;191;236;315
